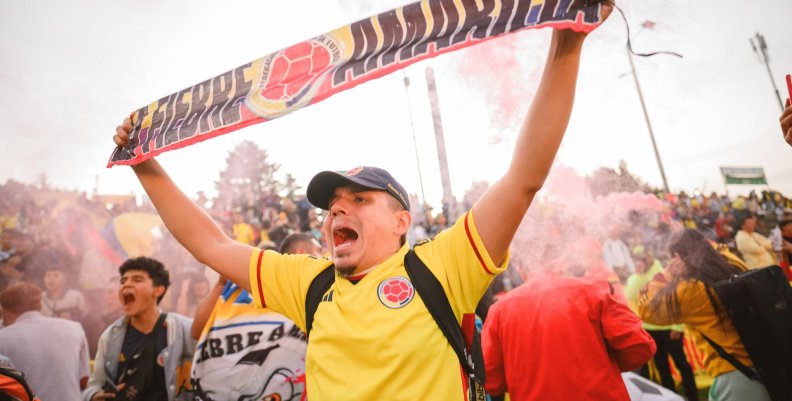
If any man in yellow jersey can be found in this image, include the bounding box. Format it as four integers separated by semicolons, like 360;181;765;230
112;4;613;399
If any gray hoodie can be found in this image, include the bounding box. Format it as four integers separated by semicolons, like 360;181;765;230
82;313;196;401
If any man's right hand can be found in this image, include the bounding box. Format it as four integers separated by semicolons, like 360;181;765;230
110;114;254;293
781;98;792;146
113;117;133;147
92;383;125;400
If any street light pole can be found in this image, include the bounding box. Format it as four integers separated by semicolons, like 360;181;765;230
402;71;428;207
626;48;670;193
750;32;784;111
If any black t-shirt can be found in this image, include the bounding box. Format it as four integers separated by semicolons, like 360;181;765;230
117;320;168;401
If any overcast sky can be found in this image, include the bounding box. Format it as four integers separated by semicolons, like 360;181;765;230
1;0;790;209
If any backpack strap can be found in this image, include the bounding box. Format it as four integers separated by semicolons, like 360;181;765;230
305;265;335;334
404;249;480;381
0;364;36;401
702;286;761;382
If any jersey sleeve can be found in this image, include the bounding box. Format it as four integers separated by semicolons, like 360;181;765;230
599;286;655;371
414;210;509;318
248;248;332;330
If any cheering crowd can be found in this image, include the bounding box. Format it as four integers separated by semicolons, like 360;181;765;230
3;5;792;400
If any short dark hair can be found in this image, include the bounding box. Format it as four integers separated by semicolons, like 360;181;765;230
279;232;318;254
118;257;171;304
733;211;756;231
0;283;42;314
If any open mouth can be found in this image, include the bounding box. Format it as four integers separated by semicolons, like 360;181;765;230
122;292;135;306
333;227;359;250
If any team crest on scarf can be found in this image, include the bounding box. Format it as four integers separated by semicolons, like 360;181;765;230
377;276;415;309
245;34;345;118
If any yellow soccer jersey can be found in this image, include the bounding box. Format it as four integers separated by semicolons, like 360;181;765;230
248;210;508;401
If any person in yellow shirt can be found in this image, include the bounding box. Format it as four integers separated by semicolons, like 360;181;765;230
231;211;255;246
624;246;697;401
734;213;775;269
638;229;771;401
111;5;615;399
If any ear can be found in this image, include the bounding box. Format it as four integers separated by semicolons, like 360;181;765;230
153;285;166;300
393;210;412;236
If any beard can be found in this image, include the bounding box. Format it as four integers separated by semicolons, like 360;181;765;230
334;264;357;277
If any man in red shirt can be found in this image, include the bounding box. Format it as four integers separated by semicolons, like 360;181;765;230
482;268;655;400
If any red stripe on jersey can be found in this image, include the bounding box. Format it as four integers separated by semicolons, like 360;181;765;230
459;364;469;401
464;212;494;275
255;250;266;307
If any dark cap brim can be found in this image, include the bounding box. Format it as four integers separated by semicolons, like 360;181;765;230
306;171;388;210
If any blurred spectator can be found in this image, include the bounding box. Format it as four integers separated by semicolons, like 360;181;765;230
258;220;273;247
231;211;255;246
175;273;210;318
602;227;635;283
776;217;792;279
249;219;263;246
715;212;733;244
624;246;698;401
39;256;106;357
277;232;322;256
41;263;88;320
0;230;34;290
639;229;771;401
0;283;90;401
267;212;291;247
0;201;19;232
428;212;448;237
100;276;123;328
734;213;776;269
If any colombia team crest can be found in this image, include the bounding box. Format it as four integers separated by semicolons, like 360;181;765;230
245;34;345;118
377;276;415;309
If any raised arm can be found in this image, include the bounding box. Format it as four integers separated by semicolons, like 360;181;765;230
114;120;253;290
472;6;612;266
781;98;792;146
191;277;227;339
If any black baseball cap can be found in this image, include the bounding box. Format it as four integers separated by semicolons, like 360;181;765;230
307;166;410;211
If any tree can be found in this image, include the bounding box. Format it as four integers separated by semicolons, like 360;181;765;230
281;173;301;200
214;140;281;214
585;160;653;197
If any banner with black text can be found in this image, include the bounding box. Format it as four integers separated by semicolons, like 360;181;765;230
108;0;605;166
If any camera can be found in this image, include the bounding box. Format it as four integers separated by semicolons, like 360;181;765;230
102;380;118;394
0;250;14;263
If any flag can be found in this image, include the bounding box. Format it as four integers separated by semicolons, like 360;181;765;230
720;167;769;186
108;0;606;167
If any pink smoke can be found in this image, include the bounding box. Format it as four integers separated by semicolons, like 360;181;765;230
510;164;663;273
453;31;545;137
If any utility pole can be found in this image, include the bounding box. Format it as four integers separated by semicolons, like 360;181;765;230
425;67;455;217
626;48;670;193
750;32;784;111
401;71;427;207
